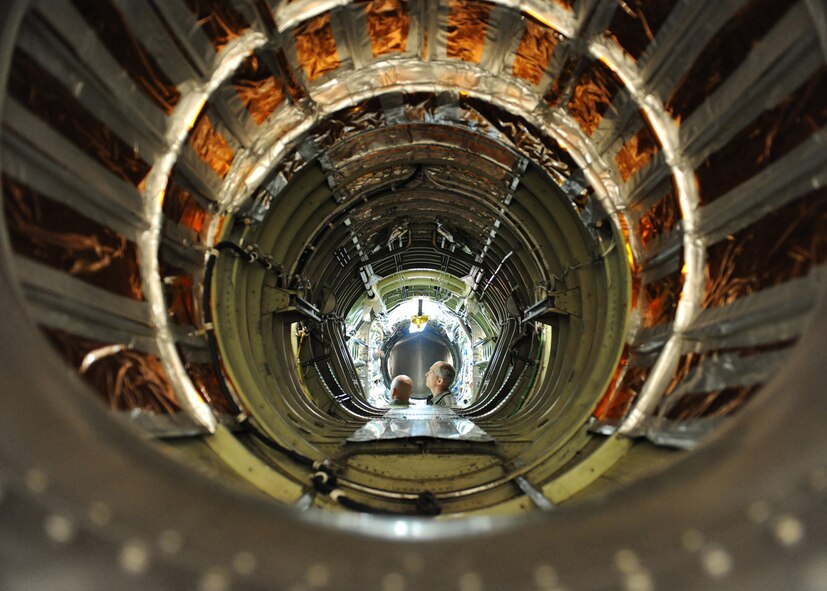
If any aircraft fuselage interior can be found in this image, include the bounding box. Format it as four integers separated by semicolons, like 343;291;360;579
0;0;826;589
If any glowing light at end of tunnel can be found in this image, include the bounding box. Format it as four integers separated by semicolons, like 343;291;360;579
393;520;410;537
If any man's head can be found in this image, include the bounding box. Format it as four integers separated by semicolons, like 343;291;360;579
390;374;413;403
425;361;456;395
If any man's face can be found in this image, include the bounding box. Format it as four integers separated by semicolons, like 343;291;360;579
425;362;440;391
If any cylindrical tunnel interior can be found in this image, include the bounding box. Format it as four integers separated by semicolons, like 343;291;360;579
0;0;826;589
387;331;454;398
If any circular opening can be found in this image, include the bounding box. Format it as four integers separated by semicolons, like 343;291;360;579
387;330;454;399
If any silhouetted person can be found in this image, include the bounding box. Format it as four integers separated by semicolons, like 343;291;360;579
389;374;413;406
425;361;456;407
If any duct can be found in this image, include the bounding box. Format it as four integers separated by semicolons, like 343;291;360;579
14;0;804;492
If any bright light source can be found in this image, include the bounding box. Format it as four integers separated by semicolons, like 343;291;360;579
409;314;428;333
393;520;409;537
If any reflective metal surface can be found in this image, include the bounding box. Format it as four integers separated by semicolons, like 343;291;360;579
387;332;453;397
347;405;493;442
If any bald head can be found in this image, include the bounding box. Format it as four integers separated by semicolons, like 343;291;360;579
390;375;413;403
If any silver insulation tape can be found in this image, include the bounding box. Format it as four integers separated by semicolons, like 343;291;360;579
140;31;268;432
